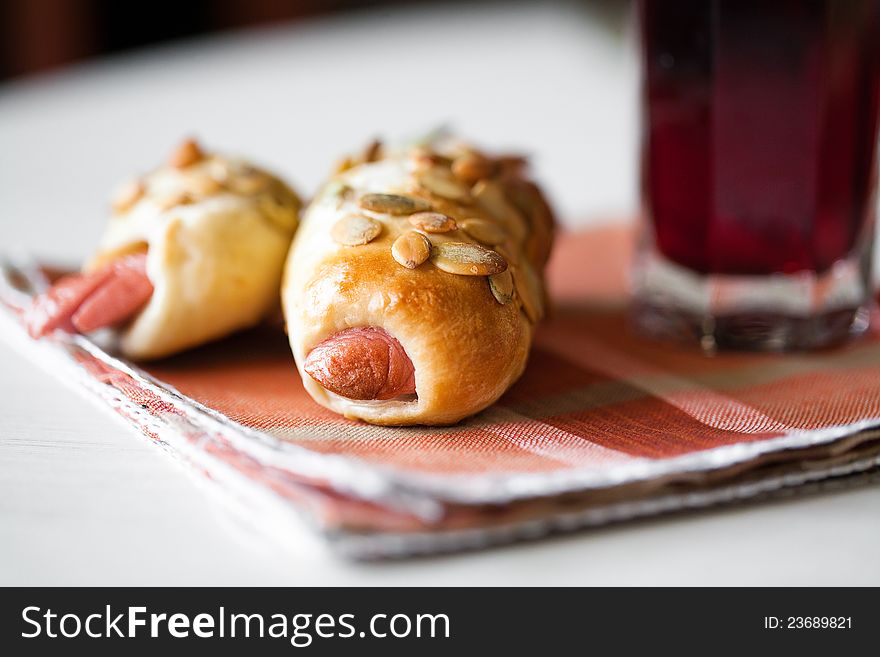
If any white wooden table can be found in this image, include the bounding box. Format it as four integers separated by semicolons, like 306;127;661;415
1;1;878;585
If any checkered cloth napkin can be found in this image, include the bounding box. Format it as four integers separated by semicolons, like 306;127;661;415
2;224;879;558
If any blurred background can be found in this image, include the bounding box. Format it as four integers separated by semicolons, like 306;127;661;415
1;0;630;80
1;1;463;80
0;0;638;261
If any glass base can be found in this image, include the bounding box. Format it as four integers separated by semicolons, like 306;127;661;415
631;250;873;352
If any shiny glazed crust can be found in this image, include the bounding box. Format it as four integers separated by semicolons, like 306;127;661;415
91;140;301;359
283;138;554;425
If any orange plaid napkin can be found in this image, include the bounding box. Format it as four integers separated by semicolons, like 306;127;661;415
2;224;879;558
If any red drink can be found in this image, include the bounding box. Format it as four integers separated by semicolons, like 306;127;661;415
634;0;880;350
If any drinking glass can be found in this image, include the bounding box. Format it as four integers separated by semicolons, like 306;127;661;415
633;0;880;350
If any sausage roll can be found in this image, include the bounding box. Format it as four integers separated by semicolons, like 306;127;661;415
283;137;555;425
27;139;301;360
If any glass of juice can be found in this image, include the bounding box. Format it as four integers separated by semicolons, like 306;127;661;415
633;0;880;351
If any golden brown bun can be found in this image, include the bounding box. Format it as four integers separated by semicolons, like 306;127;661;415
93;139;301;360
283;136;555;425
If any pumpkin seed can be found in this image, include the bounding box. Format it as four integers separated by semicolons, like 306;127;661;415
408;211;457;233
505;182;554;265
333;156;355;175
358;193;429;216
512;263;544;322
417;167;471;201
322;181;353;207
495;154;528;176
112;179;144;213
206;159;233;182
156;192;195;211
331;214;382;246
259;195;299;232
189;174;224;196
488;270;514;304
168;138;204;169
230;172;269;195
362;138;382;163
494;241;520;266
460;218;507;245
430;242;507;276
451;153;495;184
391;231;432;269
409;147;451;171
471;180;528;241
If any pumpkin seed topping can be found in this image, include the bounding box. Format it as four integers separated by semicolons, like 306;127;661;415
451;153;495;184
430;242;508;276
112;180;145;213
488;270;515;304
362;138;383;163
512;264;543;322
391;231;432;269
189;174;224;196
358;193;429;216
471;179;528;241
230;172;269;195
156;192;195;211
168;138;204;169
460;218;507;245
331;214;383;246
417;168;470;201
408;212;457;233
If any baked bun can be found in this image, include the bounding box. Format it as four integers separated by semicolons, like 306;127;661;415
282;136;554;425
27;139;301;359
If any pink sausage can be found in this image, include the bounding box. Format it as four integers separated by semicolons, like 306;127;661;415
303;327;416;400
26;254;153;338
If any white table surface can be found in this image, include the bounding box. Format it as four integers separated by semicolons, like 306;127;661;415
1;1;878;586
